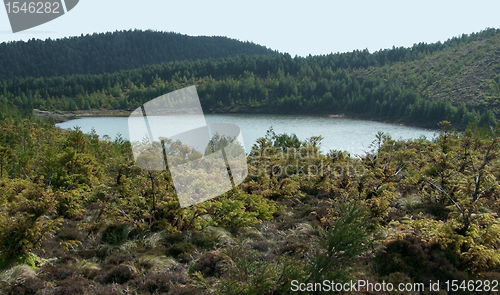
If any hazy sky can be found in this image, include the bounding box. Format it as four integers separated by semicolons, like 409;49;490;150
1;0;500;56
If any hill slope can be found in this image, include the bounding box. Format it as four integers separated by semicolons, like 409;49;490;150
356;32;500;113
0;30;278;79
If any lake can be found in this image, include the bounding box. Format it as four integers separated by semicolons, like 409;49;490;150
56;114;438;155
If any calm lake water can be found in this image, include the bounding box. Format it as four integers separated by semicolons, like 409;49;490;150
56;114;438;155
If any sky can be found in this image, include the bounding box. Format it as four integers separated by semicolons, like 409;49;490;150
1;0;500;57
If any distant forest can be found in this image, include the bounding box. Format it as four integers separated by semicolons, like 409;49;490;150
0;30;278;79
1;28;500;129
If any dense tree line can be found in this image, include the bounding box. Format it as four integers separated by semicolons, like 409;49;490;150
1;28;499;81
0;30;278;79
1;28;499;129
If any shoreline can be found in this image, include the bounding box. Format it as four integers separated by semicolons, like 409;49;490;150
35;107;441;131
33;108;133;123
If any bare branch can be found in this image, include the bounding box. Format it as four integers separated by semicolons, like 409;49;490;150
474;181;500;203
420;172;463;214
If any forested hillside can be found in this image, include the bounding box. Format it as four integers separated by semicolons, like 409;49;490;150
1;28;499;129
0;30;278;79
